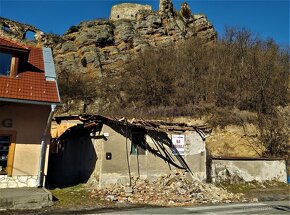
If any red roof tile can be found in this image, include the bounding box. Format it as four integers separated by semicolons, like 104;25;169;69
0;37;60;104
0;37;29;50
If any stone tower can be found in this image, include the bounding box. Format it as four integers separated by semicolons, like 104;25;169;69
159;0;174;18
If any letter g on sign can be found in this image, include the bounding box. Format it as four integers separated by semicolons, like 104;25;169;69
2;119;12;128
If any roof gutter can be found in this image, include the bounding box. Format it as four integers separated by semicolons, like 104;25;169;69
0;97;60;106
0;45;30;52
37;104;57;187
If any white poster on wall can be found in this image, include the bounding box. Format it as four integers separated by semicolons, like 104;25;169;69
171;134;185;155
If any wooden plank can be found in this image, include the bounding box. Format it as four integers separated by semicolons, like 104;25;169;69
10;56;19;77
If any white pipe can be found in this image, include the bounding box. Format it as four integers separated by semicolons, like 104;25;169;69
37;104;56;187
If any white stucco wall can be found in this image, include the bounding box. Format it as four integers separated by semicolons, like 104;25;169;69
211;159;287;183
0;103;51;188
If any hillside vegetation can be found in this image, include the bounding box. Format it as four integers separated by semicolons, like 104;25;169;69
103;28;288;113
58;28;289;157
0;7;288;157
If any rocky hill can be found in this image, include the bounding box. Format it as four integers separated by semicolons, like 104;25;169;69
0;1;216;76
0;0;290;159
54;3;216;75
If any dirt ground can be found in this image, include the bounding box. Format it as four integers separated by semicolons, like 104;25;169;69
1;182;289;214
0;185;147;214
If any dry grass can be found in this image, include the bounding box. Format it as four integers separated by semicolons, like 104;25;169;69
50;184;110;210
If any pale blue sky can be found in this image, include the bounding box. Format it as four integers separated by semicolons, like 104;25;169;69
0;0;289;46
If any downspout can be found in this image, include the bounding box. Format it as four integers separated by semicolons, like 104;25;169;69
37;104;56;187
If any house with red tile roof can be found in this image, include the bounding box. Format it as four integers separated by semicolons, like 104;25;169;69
0;36;60;188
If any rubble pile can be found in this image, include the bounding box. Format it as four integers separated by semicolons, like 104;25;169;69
91;172;248;206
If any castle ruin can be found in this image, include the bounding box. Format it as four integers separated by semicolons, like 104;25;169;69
110;3;152;21
110;0;175;21
0;17;44;42
159;0;174;18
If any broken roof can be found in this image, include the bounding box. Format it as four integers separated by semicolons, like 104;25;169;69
0;36;60;105
53;114;210;171
54;114;212;139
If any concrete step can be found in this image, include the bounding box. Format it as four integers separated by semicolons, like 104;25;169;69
0;187;53;209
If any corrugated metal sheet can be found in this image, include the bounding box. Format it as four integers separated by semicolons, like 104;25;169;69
42;47;56;79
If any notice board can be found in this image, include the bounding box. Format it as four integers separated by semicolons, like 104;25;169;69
171;134;185;155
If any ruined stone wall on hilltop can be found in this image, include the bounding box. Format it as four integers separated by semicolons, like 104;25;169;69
159;0;175;18
0;17;45;43
52;1;216;76
0;1;216;76
110;3;152;21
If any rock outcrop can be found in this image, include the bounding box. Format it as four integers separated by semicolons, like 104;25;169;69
53;2;216;75
0;1;216;76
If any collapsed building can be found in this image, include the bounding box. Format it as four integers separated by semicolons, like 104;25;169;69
47;114;288;188
47;115;211;188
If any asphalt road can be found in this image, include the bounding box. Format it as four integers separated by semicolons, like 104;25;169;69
92;201;290;214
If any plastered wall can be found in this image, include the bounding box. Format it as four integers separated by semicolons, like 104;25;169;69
47;121;207;187
0;103;51;177
98;124;206;186
211;159;287;183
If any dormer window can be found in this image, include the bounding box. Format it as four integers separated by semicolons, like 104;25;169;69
0;38;29;77
0;52;12;76
0;51;20;77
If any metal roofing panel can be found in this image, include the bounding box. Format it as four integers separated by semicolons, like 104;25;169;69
42;47;56;79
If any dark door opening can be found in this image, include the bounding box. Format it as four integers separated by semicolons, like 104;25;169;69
0;135;11;175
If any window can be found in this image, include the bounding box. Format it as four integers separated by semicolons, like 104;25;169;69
130;132;146;155
2;25;10;33
0;52;12;76
24;30;36;41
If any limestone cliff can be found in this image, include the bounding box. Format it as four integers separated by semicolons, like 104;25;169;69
0;1;216;76
53;2;216;76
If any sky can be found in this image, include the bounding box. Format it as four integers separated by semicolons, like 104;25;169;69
0;0;289;46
